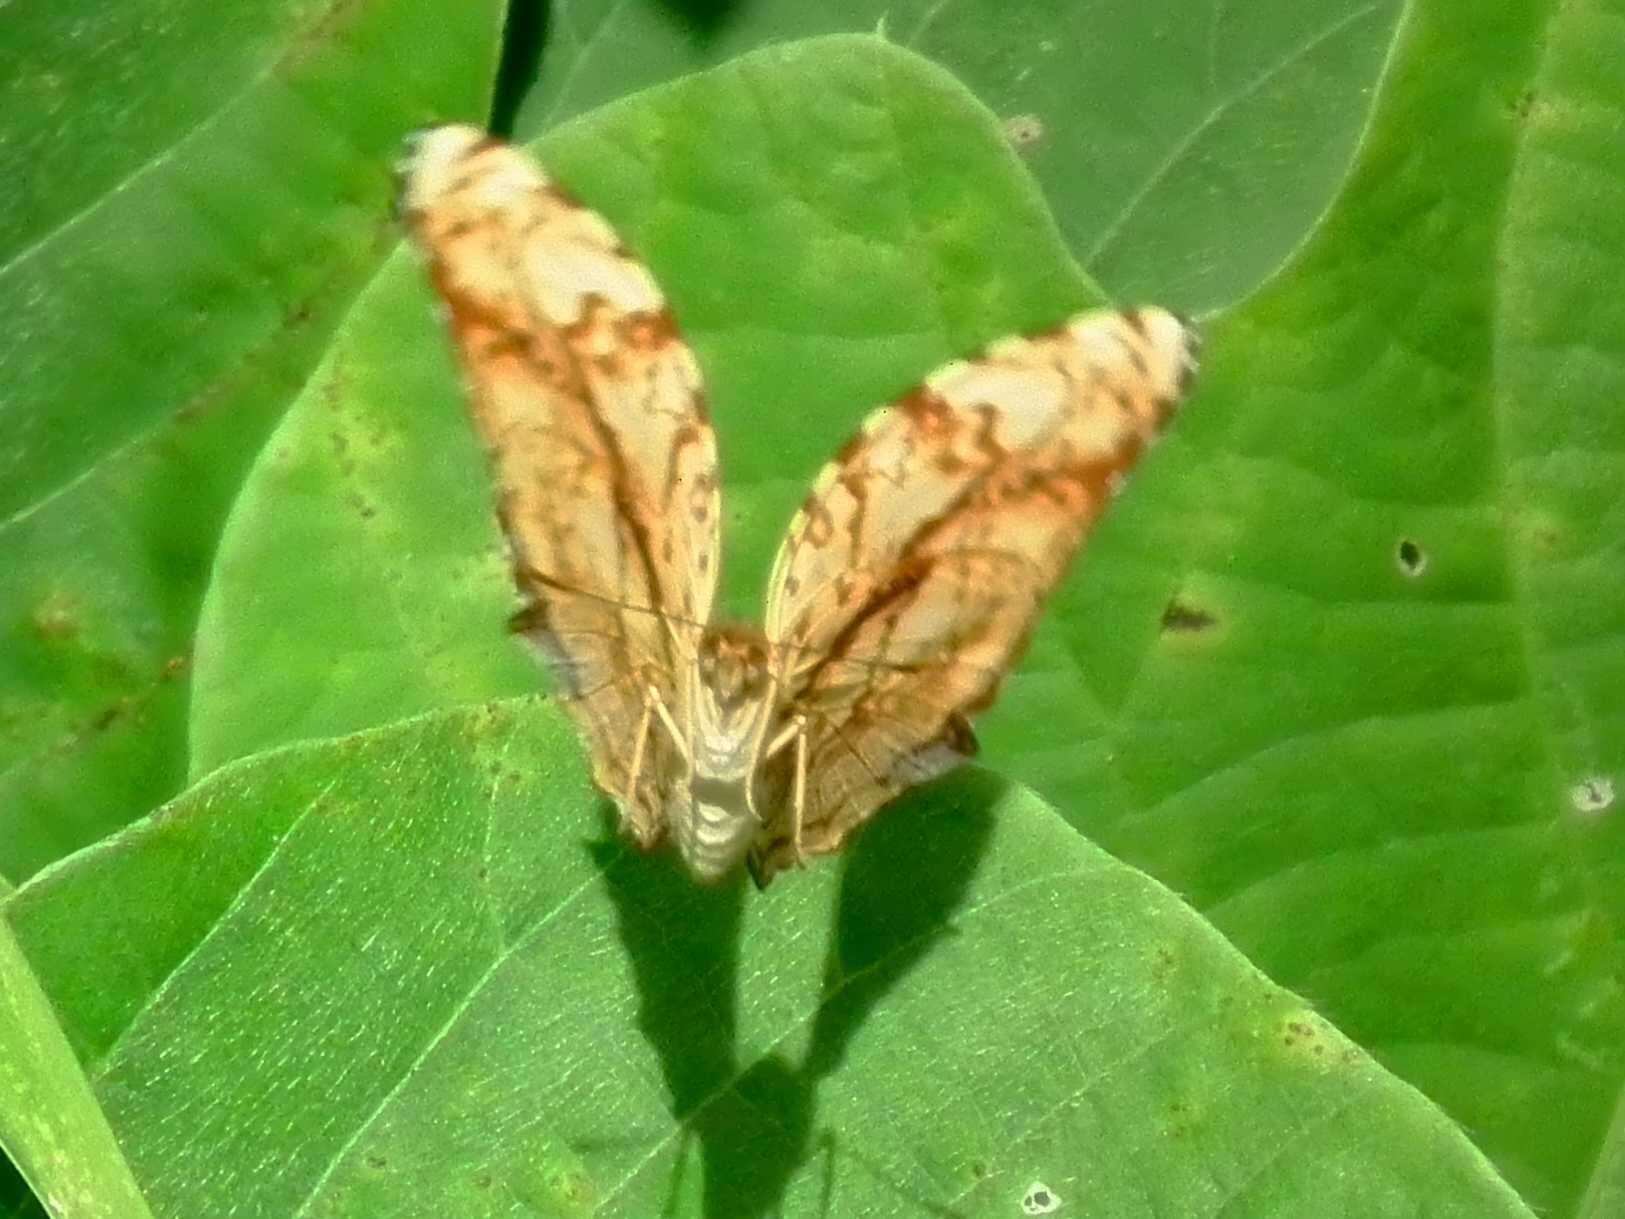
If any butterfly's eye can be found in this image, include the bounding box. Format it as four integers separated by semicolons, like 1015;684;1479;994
732;650;770;701
697;633;720;677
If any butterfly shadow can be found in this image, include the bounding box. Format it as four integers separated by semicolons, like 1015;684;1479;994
592;767;1002;1217
488;0;547;137
650;0;748;40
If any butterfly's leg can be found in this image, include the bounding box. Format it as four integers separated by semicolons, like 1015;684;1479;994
624;684;690;833
813;1128;837;1219
659;614;700;762
622;694;655;811
763;714;809;866
649;686;692;765
790;719;807;866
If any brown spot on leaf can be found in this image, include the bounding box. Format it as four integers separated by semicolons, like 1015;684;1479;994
93;700;130;732
31;594;78;641
1003;113;1045;147
1160;599;1217;633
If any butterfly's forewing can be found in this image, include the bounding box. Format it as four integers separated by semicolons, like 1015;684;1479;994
754;309;1200;881
398;126;720;844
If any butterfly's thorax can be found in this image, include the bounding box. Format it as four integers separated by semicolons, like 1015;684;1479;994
673;624;778;881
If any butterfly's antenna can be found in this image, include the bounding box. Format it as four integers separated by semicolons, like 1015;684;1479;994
509;562;1015;686
814;1128;837;1219
808;1131;968;1218
513;564;710;632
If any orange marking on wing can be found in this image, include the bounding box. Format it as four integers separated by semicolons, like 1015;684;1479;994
752;307;1199;882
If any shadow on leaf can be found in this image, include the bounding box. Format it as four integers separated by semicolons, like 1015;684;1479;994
594;767;1002;1217
490;0;548;136
653;0;747;40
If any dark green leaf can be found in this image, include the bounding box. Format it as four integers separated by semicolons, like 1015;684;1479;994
0;0;506;884
515;0;1405;312
6;6;1618;1216
976;2;1625;1215
5;701;1532;1217
0;920;151;1218
1;1152;47;1219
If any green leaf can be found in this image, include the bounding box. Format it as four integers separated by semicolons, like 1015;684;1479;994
11;5;1618;1216
972;1;1625;1215
0;920;152;1219
5;700;1532;1217
0;0;506;884
515;0;1406;312
180;18;1625;1214
189;34;1102;771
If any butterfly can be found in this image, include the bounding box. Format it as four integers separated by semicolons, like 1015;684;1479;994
396;125;1199;886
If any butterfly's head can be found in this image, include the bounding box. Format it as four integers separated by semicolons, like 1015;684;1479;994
694;625;774;758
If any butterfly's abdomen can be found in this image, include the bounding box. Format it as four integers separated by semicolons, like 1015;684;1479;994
673;775;759;883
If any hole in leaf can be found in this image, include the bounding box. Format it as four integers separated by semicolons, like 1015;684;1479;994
1395;538;1427;577
1021;1181;1062;1214
1570;775;1615;816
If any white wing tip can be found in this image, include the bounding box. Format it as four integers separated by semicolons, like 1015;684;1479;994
396;123;480;195
1065;305;1201;405
395;124;534;220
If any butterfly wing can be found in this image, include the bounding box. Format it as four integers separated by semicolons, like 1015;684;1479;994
752;308;1200;881
397;126;719;845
